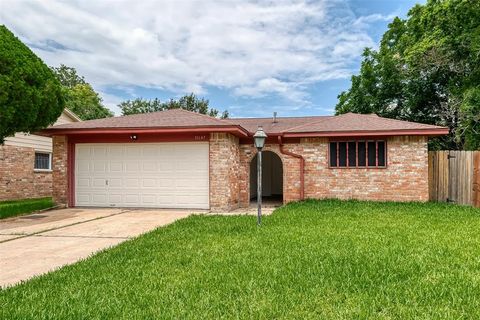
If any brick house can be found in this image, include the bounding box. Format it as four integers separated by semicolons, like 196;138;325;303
0;109;81;201
40;109;448;211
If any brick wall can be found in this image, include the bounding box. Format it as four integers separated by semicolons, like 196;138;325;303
238;136;429;206
52;136;69;206
0;145;52;201
209;133;240;211
47;134;428;210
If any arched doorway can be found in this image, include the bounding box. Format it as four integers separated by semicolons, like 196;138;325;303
250;151;283;206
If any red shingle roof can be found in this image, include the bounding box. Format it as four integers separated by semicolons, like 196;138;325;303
43;109;448;137
50;108;235;129
283;113;445;133
228;116;332;134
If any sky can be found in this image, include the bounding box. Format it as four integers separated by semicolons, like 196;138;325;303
0;0;424;118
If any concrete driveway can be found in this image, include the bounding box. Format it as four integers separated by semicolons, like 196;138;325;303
0;208;193;288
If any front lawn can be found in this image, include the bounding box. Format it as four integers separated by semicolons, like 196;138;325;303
1;200;480;319
0;197;54;219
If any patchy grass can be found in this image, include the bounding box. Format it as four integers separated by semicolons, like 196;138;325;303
0;197;54;220
1;200;480;319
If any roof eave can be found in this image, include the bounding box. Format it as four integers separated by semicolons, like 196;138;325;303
63;108;82;122
39;125;249;137
282;128;449;138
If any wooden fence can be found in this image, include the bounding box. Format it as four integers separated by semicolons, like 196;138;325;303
429;151;480;207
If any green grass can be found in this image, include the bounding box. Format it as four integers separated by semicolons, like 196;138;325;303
2;200;480;319
0;197;54;219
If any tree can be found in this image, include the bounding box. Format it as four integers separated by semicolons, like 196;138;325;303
118;93;228;118
335;0;480;150
51;65;113;120
65;84;113;120
50;64;85;88
0;25;64;143
459;87;480;150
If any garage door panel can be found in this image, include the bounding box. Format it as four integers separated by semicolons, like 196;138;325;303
125;146;140;158
93;161;107;172
125;178;140;188
157;194;176;205
76;194;90;204
142;179;157;188
92;146;108;158
125;194;140;204
92;193;108;204
159;162;175;171
108;178;123;188
125;161;140;172
109;194;122;203
142;161;157;172
110;161;123;172
141;194;157;204
75;142;209;209
92;178;107;188
176;178;207;188
142;146;158;157
76;160;90;173
77;178;90;188
76;146;91;159
109;146;124;157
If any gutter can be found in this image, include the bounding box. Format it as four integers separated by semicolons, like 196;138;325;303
278;135;304;200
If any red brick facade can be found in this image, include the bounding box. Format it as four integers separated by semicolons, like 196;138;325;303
0;145;52;201
209;133;240;211
49;134;429;210
238;136;429;205
52;136;69;207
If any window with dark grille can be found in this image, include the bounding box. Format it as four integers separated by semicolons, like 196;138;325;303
329;140;386;168
329;142;337;167
34;153;51;170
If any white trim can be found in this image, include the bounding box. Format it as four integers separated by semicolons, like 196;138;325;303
63;108;82;122
34;152;52;170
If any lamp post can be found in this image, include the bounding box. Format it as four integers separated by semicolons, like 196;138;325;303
253;126;267;226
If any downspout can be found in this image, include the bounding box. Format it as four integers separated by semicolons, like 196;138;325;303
278;135;304;200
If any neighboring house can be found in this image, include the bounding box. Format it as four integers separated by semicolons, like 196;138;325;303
40;109;448;211
0;109;81;201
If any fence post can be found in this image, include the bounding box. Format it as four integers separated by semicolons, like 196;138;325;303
474;152;480;208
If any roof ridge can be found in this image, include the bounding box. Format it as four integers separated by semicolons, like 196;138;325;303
230;115;331;120
172;108;234;125
360;113;443;128
282;115;338;133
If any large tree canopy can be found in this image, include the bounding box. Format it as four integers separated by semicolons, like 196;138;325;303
51;64;113;120
335;0;480;150
118;93;229;118
0;26;65;143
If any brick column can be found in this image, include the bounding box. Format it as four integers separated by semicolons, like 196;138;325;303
209;133;240;211
52;135;69;207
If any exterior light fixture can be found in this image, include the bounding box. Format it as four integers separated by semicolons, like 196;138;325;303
253;126;267;226
130;134;137;141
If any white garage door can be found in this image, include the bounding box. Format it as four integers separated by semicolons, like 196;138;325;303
75;142;209;209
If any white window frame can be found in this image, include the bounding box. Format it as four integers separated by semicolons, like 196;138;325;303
34;152;52;172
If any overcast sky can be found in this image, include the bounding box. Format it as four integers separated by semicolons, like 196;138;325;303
0;0;423;117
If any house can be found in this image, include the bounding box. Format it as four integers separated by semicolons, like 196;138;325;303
40;109;448;211
0;109;81;201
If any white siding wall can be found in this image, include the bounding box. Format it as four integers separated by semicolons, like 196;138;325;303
4;110;79;152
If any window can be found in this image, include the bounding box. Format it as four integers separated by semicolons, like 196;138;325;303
329;140;386;168
34;152;51;170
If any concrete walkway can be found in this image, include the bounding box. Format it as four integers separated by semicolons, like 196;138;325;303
0;205;278;288
0;208;192;288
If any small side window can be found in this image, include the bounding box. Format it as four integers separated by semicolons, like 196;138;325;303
34;153;51;170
